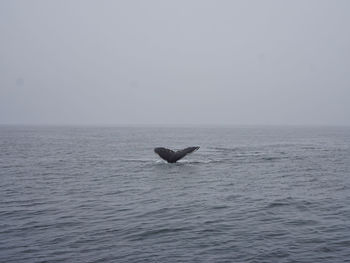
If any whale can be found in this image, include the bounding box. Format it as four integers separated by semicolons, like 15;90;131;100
154;146;200;163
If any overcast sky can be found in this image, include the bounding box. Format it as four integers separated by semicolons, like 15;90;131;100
1;0;349;126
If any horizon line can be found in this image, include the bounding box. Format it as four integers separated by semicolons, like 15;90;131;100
0;123;349;128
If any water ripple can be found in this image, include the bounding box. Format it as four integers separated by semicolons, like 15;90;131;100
1;126;350;262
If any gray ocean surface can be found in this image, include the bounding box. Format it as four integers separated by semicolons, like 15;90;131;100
1;126;350;263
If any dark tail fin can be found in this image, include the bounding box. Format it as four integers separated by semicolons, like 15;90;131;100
154;146;199;163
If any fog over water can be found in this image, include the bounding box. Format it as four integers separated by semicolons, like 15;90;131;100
1;0;350;126
1;2;350;262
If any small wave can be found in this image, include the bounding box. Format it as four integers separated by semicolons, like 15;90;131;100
127;227;190;241
267;202;290;208
261;156;281;161
261;156;288;161
209;147;240;152
180;159;223;164
118;158;157;163
300;145;319;150
266;197;313;210
284;219;319;226
118;158;222;165
210;205;230;210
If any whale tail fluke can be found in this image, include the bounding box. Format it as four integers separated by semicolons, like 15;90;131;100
154;146;200;163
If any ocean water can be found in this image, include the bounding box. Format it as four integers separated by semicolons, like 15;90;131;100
1;126;350;263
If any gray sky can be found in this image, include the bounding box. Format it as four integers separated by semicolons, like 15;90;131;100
1;0;349;126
